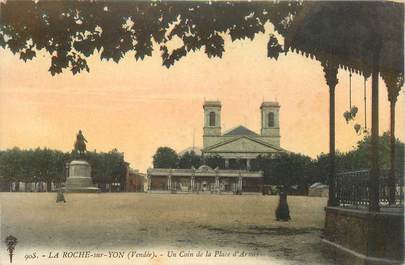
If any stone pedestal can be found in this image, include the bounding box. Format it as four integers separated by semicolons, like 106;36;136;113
65;160;99;193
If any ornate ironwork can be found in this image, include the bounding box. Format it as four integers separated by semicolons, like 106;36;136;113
335;169;404;208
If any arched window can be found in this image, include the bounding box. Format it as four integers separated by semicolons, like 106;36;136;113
268;112;275;127
209;112;216;126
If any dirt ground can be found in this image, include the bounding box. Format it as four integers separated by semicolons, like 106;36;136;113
0;193;338;265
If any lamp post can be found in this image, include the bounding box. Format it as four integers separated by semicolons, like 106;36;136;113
5;235;17;264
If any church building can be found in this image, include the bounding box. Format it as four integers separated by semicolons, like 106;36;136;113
145;100;287;194
202;100;287;170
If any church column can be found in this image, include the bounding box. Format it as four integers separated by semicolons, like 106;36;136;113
246;159;251;171
147;175;151;192
191;176;195;192
168;175;172;191
225;159;229;169
238;172;243;194
215;176;219;193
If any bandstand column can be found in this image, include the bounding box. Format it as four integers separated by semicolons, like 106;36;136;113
369;44;381;212
322;59;339;207
382;72;402;205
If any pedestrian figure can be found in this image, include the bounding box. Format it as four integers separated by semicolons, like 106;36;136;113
56;184;66;203
276;188;291;221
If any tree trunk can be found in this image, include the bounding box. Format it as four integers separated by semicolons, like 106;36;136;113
47;181;52;192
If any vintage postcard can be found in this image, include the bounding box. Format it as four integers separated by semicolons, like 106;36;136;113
0;1;404;265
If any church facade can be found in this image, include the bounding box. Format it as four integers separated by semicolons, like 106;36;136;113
202;100;287;170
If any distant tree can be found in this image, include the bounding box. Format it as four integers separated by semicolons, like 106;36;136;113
314;132;404;184
178;151;202;169
0;148;26;187
346;132;404;176
152;147;178;169
203;155;225;169
0;147;69;191
86;149;127;190
252;153;314;194
0;147;127;191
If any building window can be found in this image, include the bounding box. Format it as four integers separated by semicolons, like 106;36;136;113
268;112;275;127
209;112;216;126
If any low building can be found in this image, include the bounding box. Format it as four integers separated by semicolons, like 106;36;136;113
125;168;146;192
147;165;263;194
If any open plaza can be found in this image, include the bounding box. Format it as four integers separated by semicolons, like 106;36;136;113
0;193;338;265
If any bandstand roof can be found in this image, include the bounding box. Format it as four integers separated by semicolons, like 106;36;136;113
284;1;404;77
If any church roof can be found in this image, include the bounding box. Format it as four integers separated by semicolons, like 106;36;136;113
203;135;286;153
223;125;259;137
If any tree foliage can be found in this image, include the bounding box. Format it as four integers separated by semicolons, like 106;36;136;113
152;147;178;168
0;1;301;75
85;148;127;185
0;147;128;189
0;147;69;187
203;155;225;169
252;152;314;192
315;132;405;182
178;151;202;169
249;132;404;191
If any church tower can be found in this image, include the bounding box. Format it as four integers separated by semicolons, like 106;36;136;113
260;101;280;147
203;100;221;148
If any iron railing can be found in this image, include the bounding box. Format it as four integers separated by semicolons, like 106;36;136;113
335;169;404;208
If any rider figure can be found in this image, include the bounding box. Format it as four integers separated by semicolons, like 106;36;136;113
75;130;88;156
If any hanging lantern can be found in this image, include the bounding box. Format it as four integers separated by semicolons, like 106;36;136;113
344;111;351;123
350;106;358;118
354;124;361;134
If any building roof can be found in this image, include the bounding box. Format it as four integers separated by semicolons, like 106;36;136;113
223;125;259;137
203;100;221;108
147;166;263;178
203;135;286;153
284;1;403;76
260;101;280;108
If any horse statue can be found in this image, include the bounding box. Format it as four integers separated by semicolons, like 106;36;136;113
74;130;88;157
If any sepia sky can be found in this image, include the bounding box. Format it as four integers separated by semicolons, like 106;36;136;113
0;32;404;172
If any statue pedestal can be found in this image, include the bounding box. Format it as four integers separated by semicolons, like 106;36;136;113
65;160;99;193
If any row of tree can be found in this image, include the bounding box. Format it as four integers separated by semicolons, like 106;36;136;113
0;148;127;191
152;147;224;169
152;132;404;192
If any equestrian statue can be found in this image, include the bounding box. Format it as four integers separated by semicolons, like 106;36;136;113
74;130;88;158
